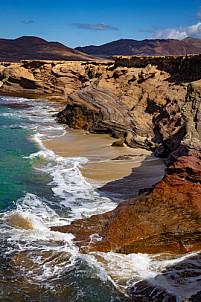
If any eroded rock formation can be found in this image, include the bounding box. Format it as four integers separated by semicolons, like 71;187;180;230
1;55;201;157
56;55;201;157
51;148;201;255
50;56;201;256
182;80;201;150
0;55;201;257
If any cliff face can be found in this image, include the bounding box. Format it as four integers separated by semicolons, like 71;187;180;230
1;55;201;157
57;55;201;157
1;55;201;257
182;80;201;151
49;55;201;256
51;149;201;255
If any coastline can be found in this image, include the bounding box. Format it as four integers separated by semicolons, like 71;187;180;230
0;54;201;300
43;128;166;200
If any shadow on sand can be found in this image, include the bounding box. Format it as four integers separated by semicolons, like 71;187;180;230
97;154;165;202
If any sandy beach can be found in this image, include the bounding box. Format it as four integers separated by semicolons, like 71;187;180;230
44;128;165;201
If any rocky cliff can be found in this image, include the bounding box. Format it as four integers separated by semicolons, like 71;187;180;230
56;54;201;157
51;148;201;255
0;55;201;157
1;56;201;302
0;55;201;258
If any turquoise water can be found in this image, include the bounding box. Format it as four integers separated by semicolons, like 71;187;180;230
0;96;126;301
0;96;200;302
0;105;53;210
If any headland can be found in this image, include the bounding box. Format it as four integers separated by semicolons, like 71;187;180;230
0;55;201;260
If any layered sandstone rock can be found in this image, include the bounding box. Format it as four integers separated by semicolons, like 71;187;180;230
50;66;201;256
182;80;201;150
57;57;190;155
1;55;201;301
0;55;201;257
1;56;200;157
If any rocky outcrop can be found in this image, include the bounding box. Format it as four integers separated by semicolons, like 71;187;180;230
0;60;112;98
57;55;201;157
114;54;201;83
1;55;201;157
0;57;189;155
57;58;190;155
57;80;138;141
49;58;201;255
182;80;201;150
51;148;201;254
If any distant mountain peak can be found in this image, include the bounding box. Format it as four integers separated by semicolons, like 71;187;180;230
76;37;201;58
0;36;98;62
15;36;47;42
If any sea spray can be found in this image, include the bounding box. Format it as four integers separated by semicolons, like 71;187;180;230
0;95;201;301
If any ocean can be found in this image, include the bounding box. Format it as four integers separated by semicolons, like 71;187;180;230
0;95;201;302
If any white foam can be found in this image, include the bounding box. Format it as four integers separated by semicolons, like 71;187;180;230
1;192;80;283
2;95;201;300
83;251;201;299
25;126;117;221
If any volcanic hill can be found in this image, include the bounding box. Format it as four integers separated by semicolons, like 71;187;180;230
76;37;201;58
0;36;97;62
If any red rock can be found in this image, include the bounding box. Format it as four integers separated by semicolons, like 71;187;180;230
51;149;201;255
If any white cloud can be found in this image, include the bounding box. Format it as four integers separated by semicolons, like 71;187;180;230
151;22;201;40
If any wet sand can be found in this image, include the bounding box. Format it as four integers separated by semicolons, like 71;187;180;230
44;129;165;200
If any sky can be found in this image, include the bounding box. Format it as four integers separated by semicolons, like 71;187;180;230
1;0;201;48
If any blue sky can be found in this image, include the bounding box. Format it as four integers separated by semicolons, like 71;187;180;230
1;0;201;48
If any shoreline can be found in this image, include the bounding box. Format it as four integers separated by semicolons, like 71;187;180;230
0;92;166;201
43;128;166;200
1;78;201;301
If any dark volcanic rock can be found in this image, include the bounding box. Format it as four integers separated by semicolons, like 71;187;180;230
129;253;201;302
128;280;178;302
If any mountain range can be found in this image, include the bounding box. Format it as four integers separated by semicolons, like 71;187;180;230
0;36;201;62
76;37;201;58
0;36;97;62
